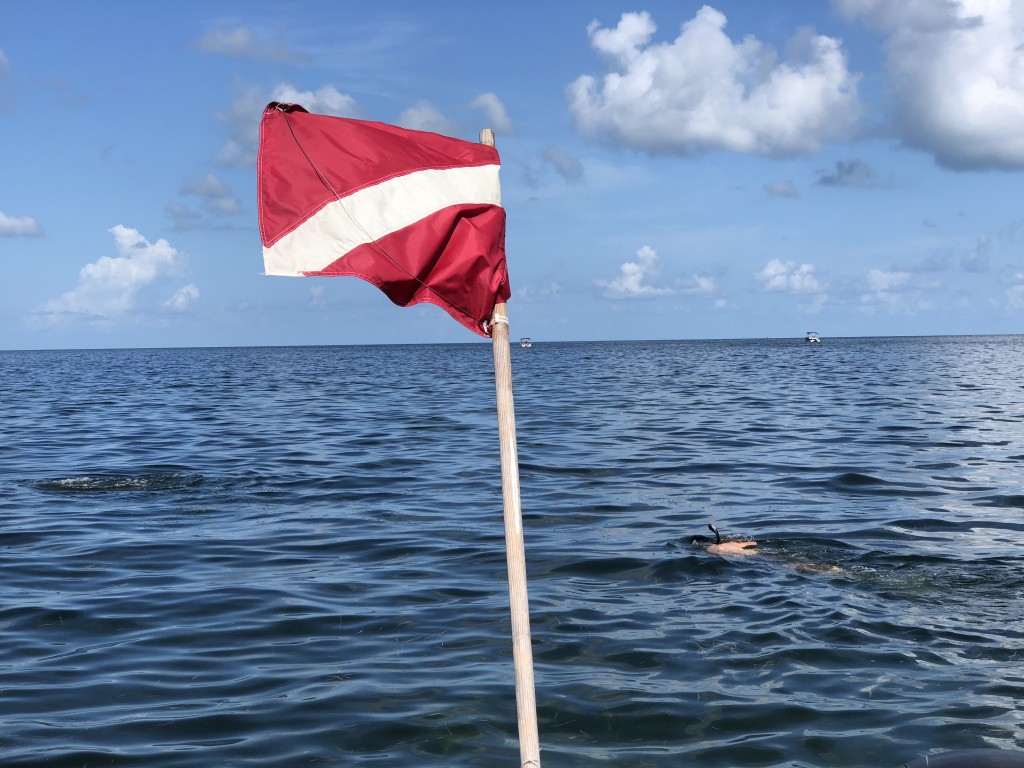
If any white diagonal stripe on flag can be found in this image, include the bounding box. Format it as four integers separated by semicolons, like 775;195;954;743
263;164;501;276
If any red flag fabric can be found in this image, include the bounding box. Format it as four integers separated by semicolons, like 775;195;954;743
258;102;511;336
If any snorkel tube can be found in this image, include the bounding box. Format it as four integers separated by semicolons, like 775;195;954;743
708;524;721;545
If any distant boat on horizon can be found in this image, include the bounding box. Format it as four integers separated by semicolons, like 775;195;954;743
805;331;821;343
520;338;532;348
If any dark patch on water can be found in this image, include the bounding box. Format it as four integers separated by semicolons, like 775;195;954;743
976;494;1024;509
32;472;205;493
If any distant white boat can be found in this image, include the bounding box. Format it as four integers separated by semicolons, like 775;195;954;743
520;338;532;348
805;331;821;343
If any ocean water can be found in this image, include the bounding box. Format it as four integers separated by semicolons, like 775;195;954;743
2;336;1023;767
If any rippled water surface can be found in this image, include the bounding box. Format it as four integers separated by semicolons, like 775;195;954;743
2;337;1023;767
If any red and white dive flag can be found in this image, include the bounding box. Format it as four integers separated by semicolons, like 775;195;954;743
258;102;511;336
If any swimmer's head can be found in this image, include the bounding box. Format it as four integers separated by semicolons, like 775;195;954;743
691;523;721;548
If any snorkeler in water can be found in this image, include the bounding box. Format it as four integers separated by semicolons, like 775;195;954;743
690;523;843;573
692;524;760;556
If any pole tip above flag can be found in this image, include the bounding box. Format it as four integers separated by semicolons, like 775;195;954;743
258;102;511;337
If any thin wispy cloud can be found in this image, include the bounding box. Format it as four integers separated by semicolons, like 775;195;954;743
765;180;798;198
1007;273;1024;309
522;146;585;188
816;158;879;187
165;283;200;312
681;274;716;294
542;145;584;182
168;174;243;230
195;25;305;63
895;251;952;274
166;202;202;231
859;268;935;314
866;268;910;292
515;282;562;304
215;83;272;168
182;174;242;215
961;233;991;273
308;285;330;309
41;76;87;105
568;8;861;156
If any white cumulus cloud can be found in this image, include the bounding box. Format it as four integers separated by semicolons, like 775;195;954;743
567;7;862;156
216;83;360;167
0;211;43;236
41;226;190;322
596;245;675;298
272;83;358;117
398;100;461;137
756;259;822;293
837;0;1024;170
469;92;514;133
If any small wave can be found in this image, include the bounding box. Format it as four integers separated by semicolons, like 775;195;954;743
888;516;966;531
975;494;1024;509
790;472;944;497
33;473;204;493
834;471;884;486
548;552;651;577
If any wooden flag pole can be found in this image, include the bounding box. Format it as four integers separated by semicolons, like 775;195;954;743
490;299;541;768
482;128;541;768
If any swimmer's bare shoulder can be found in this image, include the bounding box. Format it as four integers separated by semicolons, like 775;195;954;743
708;540;759;556
691;523;842;570
692;524;759;556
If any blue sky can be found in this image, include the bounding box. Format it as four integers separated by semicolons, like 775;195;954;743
2;0;1023;349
